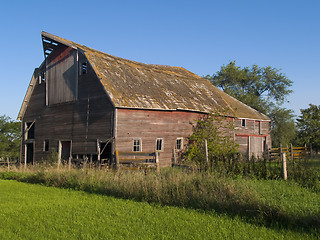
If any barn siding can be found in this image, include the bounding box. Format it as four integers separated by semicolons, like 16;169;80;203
20;32;272;165
21;50;114;164
116;109;271;166
116;109;204;167
47;45;78;105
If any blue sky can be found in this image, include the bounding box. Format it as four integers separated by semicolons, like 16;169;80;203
1;0;319;120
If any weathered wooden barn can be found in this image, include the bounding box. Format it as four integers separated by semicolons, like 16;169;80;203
18;32;271;167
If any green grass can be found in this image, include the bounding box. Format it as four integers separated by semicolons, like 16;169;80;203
0;166;319;235
0;180;317;239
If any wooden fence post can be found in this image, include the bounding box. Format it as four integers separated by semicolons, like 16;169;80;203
281;152;287;180
309;143;313;157
204;139;208;165
7;157;9;170
172;149;176;166
68;156;72;170
115;150;119;169
290;144;294;162
155;152;160;173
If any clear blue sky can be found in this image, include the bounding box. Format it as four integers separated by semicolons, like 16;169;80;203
1;0;319;120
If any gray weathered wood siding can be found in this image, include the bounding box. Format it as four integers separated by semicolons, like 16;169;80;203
47;45;78;105
21;49;114;163
116;109;271;166
234;118;271;157
116;108;204;167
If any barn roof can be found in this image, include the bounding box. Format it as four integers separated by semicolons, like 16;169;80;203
38;32;270;120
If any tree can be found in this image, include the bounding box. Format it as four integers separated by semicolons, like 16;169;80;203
296;104;320;152
205;61;295;147
185;112;239;170
0;115;20;158
205;61;293;115
268;107;296;147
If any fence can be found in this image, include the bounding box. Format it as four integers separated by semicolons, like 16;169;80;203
115;151;159;172
268;144;309;161
0;157;20;169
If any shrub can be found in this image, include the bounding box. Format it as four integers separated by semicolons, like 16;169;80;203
184;112;239;170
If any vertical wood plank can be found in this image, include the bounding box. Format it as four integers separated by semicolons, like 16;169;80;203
281;152;287;180
172;149;176;165
204;139;208;165
156;152;160;173
115;150;119;169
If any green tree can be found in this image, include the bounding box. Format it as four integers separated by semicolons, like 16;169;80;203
296;104;320;152
0;115;20;158
185;112;239;170
269;107;296;147
205;61;293;114
205;61;295;147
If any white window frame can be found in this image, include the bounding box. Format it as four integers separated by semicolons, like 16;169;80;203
155;138;164;152
133;138;142;152
176;137;183;150
241;119;246;127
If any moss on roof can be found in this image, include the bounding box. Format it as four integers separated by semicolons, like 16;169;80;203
41;32;270;120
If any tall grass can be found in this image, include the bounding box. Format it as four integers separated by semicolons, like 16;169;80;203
191;156;320;192
0;165;319;233
1;180;315;240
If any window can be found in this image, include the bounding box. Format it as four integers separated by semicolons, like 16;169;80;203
176;138;183;150
259;121;262;134
156;138;163;151
43;140;49;152
81;62;87;74
41;71;45;83
133;139;141;152
241;119;246;127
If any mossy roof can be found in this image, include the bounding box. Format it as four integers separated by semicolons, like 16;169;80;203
41;31;270;120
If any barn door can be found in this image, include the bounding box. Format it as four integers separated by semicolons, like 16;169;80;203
58;140;72;164
249;136;263;158
98;141;112;165
25;143;34;165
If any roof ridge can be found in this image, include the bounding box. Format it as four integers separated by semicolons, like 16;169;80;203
39;31;270;120
41;31;202;79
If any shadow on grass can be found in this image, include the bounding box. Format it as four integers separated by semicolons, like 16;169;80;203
0;169;319;236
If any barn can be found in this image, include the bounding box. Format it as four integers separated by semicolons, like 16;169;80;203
18;32;271;167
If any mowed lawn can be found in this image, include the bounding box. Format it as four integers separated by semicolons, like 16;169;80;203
0;180;315;239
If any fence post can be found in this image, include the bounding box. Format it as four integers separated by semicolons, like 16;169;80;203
155;152;160;173
309;143;313;157
279;144;282;163
68;156;72;170
204;140;208;164
115;150;119;169
290;144;294;162
7;157;9;171
281;152;287;180
172;149;176;166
